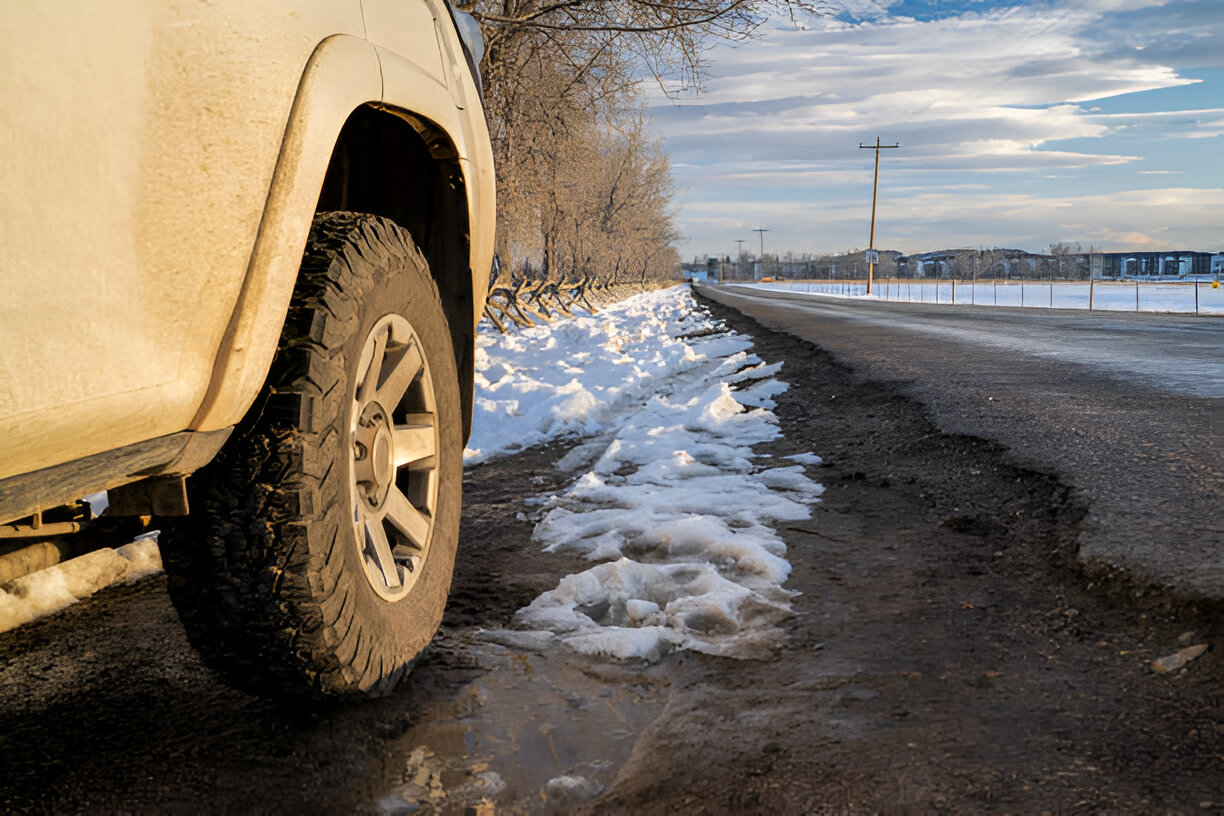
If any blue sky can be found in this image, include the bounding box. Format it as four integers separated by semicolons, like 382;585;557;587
647;0;1224;258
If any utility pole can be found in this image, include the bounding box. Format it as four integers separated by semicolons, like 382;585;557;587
735;239;746;281
858;137;900;295
753;227;769;280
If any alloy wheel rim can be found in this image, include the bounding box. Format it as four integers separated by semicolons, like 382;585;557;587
349;314;439;601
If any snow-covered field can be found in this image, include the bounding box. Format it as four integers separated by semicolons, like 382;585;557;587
756;279;1224;315
471;287;822;661
3;287;823;659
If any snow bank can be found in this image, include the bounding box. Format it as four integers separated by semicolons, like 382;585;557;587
0;536;161;633
475;287;824;661
465;288;720;463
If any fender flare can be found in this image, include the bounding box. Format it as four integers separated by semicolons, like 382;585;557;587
190;33;489;434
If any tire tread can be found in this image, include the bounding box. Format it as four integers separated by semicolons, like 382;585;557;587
164;213;462;699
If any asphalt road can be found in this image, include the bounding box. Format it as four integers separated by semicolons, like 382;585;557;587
700;284;1224;604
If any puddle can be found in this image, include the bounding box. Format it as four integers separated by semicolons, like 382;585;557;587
357;638;668;813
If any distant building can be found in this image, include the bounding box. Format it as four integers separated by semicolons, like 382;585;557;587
895;248;1061;279
1090;251;1216;279
895;248;1217;280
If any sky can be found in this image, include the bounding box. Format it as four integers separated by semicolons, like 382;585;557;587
646;0;1224;259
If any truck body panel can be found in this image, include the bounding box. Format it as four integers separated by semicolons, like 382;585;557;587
0;1;494;493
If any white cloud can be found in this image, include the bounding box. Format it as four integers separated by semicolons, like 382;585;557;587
653;6;1197;162
1167;118;1224;138
1060;0;1175;11
650;0;1222;255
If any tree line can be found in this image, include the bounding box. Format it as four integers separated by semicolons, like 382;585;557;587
459;0;826;327
704;243;1106;282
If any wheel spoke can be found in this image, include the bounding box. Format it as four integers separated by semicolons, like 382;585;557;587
383;486;431;550
364;517;403;590
358;326;389;404
375;340;423;409
393;421;436;467
349;313;437;601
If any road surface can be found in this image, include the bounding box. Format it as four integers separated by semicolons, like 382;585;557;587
702;284;1224;604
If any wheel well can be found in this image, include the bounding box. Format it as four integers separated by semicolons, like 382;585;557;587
316;104;476;438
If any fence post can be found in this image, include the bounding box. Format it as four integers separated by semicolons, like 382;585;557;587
1089;278;1095;311
1135;279;1140;311
1195;280;1199;315
1021;282;1025;308
1049;281;1053;308
994;280;997;305
952;279;957;304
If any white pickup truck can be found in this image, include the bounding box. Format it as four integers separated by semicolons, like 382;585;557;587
0;1;495;698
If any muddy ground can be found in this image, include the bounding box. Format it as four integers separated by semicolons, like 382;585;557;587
0;295;1220;813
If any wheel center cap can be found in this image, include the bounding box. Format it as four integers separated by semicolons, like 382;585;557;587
354;402;395;506
371;426;394;490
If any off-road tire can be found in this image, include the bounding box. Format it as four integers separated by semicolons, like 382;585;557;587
164;213;463;699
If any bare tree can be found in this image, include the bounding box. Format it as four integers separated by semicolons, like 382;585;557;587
463;1;830;94
465;0;830;330
1048;241;1086;281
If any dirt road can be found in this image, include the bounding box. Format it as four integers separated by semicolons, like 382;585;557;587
1;294;1219;813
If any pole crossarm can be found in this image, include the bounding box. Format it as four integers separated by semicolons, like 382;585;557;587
858;137;901;295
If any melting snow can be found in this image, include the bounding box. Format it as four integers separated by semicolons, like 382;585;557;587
3;287;824;656
0;536;161;632
471;287;824;662
465;288;722;463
